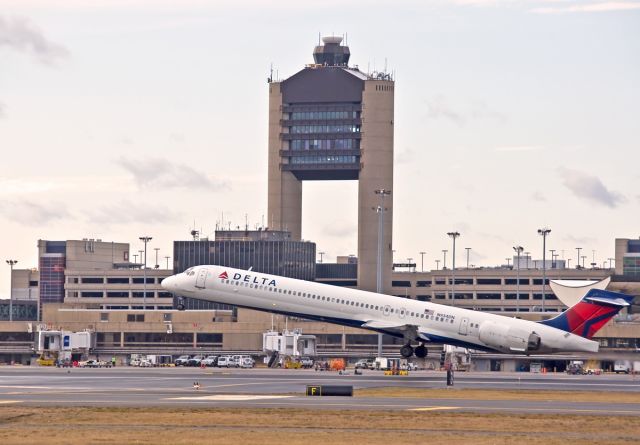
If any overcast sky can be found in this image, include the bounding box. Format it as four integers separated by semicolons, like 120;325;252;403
1;0;639;296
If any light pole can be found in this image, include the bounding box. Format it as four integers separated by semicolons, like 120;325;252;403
537;228;551;312
447;231;460;306
513;246;523;313
435;259;440;270
139;236;152;309
576;247;582;269
407;258;414;272
567;258;572;268
318;251;325;263
608;257;614;269
442;250;448;269
550;249;556;269
419;251;426;272
165;256;171;270
374;188;391;356
581;255;587;268
6;260;17;322
505;258;511;267
154;247;160;269
133;254;138;264
465;247;471;269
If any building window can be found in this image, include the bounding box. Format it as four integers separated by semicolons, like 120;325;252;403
81;277;104;284
107;291;129;298
107;277;130;284
132;277;154;284
81;291;104;298
163;313;172;322
127;314;145;322
100;312;109;322
392;281;412;287
477;278;502;285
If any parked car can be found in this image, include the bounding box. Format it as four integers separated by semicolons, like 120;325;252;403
355;358;375;370
201;356;218;367
217;356;231;367
80;360;102;368
174;355;191;366
299;357;314;368
187;355;206;367
239;356;255;368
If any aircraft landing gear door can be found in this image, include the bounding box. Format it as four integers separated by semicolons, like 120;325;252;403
195;269;207;289
458;317;469;336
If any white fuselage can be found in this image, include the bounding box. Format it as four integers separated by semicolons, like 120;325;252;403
162;265;599;354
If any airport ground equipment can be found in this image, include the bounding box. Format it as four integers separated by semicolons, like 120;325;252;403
35;328;95;364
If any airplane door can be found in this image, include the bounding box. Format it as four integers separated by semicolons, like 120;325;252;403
195;269;207;289
458;317;469;335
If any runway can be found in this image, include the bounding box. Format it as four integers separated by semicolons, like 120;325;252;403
1;367;639;415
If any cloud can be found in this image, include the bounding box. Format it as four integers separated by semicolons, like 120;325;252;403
563;234;597;245
86;200;180;224
116;157;228;191
494;145;543;152
531;191;546;202
323;223;357;239
0;15;69;65
395;147;416;165
531;1;640;14
424;95;505;126
558;167;626;208
0;200;71;225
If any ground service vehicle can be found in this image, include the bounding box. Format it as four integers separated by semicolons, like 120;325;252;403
174;355;191;366
187;355;206;367
201;356;218;367
299;357;314;368
614;360;631;374
217;356;231;367
355;358;375;370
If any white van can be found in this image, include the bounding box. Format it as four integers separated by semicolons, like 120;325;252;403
217;356;231;367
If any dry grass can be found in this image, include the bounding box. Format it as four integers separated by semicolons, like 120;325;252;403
355;387;640;403
0;407;639;445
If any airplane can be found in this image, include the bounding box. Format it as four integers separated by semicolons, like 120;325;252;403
161;265;633;357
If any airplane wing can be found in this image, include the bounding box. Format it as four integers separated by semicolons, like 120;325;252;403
361;320;450;344
361;320;420;340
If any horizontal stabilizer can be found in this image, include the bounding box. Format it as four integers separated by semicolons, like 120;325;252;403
584;295;630;307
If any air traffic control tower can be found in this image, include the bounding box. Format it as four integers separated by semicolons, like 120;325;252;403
268;36;394;292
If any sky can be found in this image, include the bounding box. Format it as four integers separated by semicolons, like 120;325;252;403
0;0;639;296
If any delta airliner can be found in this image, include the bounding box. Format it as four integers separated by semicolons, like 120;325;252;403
161;265;632;357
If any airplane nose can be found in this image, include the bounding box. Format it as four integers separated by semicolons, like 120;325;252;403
161;275;177;290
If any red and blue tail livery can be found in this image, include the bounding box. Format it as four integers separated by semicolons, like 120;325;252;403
539;289;633;339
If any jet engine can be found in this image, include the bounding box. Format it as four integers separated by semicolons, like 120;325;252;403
478;322;541;353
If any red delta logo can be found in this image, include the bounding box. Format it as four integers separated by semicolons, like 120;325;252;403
218;271;228;279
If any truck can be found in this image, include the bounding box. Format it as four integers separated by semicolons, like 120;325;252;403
614;360;631;374
146;355;173;367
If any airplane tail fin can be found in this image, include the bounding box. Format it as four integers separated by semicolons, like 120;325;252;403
538;289;633;339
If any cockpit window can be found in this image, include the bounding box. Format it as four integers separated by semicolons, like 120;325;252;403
185;267;196;276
